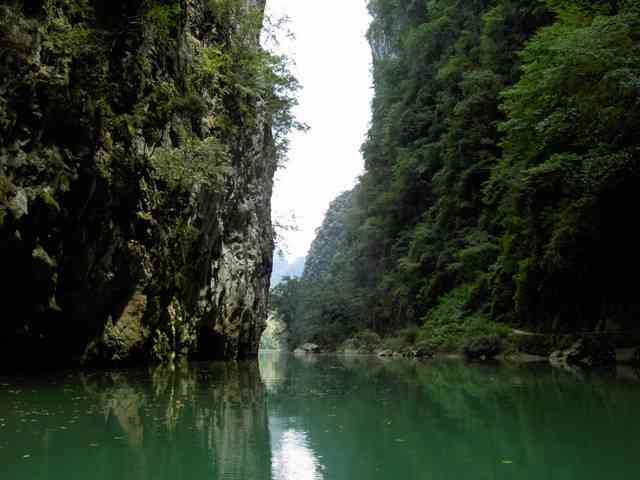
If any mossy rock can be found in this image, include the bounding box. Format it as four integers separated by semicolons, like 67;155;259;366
377;349;394;357
413;342;435;358
550;338;615;368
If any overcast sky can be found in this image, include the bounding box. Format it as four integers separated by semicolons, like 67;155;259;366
265;0;373;260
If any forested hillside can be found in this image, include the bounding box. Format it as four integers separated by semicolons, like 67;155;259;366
272;0;640;352
271;189;357;347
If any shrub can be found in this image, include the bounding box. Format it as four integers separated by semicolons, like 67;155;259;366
417;285;511;352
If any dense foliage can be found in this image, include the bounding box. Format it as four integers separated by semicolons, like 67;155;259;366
272;0;640;351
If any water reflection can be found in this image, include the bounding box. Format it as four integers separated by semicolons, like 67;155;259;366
0;361;271;480
259;354;325;479
0;355;639;480
271;429;324;480
259;351;289;394
259;353;640;480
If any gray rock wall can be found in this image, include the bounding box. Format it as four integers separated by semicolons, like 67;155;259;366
192;106;275;359
0;0;275;368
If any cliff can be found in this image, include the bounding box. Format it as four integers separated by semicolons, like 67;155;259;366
0;0;284;368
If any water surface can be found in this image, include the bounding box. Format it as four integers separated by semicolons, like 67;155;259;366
1;355;639;479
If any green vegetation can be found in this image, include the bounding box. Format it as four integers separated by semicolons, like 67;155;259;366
271;0;640;354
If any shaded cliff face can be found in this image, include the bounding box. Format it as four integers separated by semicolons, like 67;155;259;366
0;0;277;368
192;98;275;360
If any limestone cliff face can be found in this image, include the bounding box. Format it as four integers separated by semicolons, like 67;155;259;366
0;0;275;368
192;100;275;360
183;0;274;361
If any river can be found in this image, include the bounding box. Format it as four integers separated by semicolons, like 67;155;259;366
1;354;639;479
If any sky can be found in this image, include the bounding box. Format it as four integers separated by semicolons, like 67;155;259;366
264;0;373;260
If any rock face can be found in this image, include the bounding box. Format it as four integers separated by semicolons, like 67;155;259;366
260;313;288;351
0;0;275;368
190;99;275;361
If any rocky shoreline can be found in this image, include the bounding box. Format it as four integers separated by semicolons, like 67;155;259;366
290;333;640;375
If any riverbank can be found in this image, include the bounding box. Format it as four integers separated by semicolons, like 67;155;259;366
292;329;640;373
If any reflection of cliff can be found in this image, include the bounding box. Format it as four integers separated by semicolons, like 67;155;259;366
101;383;146;448
205;362;272;479
78;362;273;479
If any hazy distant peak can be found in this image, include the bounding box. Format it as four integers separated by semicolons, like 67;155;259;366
271;255;306;286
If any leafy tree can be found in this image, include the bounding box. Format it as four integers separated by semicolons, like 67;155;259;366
489;5;640;330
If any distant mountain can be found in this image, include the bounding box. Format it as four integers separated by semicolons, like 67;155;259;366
303;190;353;282
269;190;355;347
271;255;305;287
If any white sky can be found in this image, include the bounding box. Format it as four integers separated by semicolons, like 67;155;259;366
265;0;373;259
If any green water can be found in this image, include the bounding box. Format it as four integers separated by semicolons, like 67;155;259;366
1;355;639;480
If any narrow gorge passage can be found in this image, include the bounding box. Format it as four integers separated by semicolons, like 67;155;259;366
1;1;640;479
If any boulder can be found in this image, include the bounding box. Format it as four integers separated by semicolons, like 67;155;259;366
549;338;615;368
294;343;321;355
402;343;435;359
413;343;434;359
302;343;320;353
463;335;503;361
